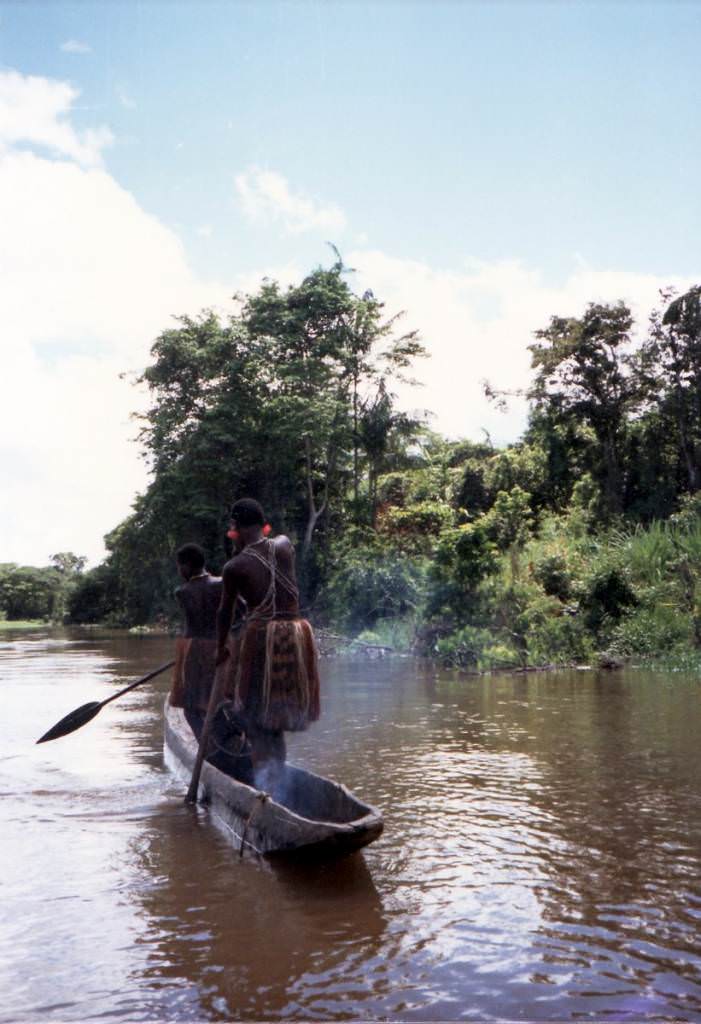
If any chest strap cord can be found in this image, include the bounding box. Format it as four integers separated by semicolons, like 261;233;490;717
233;540;310;723
244;540;300;621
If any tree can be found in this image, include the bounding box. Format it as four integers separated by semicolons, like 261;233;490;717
88;258;424;623
50;552;87;575
358;381;423;526
240;258;423;556
528;302;639;518
638;286;701;495
0;563;62;620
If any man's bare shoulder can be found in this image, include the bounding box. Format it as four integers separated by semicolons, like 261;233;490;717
222;555;247;579
221;557;248;589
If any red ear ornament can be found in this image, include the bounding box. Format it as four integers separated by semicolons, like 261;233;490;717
227;529;239;540
263;524;272;536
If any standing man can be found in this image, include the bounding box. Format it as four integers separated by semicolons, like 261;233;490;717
216;498;320;778
170;543;223;734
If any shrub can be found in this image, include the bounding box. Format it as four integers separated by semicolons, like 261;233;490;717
322;543;426;635
378;501;454;550
525;607;594;664
481;487;534;550
531;552;572;601
611;605;691;656
66;565;122;624
435;624;520;670
579;563;638;634
426;524;500;621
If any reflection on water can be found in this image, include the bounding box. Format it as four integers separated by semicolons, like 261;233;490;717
1;628;700;1021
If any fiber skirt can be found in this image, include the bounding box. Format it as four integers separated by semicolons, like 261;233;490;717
226;618;320;732
169;636;220;715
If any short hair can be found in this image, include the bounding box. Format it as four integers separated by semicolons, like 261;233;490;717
230;497;265;527
176;543;206;571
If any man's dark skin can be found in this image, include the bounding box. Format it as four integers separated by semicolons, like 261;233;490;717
176;554;222;641
215;522;299;664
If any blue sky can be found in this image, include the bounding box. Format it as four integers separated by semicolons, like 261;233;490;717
4;1;701;280
1;1;700;564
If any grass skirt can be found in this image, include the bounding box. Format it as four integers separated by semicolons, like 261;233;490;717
226;618;320;732
170;636;220;714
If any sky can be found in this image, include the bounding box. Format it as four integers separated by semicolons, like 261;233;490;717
1;0;700;566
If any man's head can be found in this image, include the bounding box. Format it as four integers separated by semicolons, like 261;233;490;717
228;497;266;549
176;542;206;581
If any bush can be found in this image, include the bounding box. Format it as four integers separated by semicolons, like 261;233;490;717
525;606;594;664
322;543;426;635
611;606;691;656
435;624;520;670
66;565;122;624
481;487;534;550
377;501;454;552
579;563;638;635
531;552;572;601
0;564;62;621
425;524;500;622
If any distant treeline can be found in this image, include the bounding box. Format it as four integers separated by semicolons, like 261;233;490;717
0;553;86;623
62;260;701;666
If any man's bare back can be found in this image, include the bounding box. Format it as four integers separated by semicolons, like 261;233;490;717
222;536;300;617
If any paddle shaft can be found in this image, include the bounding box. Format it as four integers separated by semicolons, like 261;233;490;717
99;660;175;709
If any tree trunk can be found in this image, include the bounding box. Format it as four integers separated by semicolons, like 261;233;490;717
602;432;623;518
302;436;321;562
352;379;359;515
674;394;698;492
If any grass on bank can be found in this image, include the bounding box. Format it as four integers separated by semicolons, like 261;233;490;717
322;504;701;673
432;514;701;671
0;619;49;631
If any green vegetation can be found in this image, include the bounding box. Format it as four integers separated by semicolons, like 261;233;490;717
0;554;87;625
0;619;47;631
61;258;701;669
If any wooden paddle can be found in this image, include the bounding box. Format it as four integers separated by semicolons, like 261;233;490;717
36;659;175;744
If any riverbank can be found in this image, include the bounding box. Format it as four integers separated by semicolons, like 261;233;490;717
0;619;48;631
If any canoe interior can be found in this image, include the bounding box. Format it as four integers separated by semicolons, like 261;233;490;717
164;698;383;857
246;760;371;825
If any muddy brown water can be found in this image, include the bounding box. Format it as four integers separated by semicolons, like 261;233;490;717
1;627;700;1022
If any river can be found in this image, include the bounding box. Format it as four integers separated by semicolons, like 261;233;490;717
1;627;700;1021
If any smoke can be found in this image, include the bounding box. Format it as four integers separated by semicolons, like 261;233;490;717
254;760;293;808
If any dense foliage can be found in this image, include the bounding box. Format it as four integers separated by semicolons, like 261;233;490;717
0;553;86;622
65;263;701;667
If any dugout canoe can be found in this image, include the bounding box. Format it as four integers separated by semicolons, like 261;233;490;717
163;697;384;857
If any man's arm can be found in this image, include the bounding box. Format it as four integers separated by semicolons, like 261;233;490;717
174;587;187;636
215;562;239;663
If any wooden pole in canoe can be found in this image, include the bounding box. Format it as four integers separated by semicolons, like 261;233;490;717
185;658;229;804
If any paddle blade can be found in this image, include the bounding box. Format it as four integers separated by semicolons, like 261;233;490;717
36;701;103;744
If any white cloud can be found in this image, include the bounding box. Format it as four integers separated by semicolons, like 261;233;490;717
0;70;233;567
3;68;697;570
60;39;92;54
0;69;112;167
196;224;213;238
116;85;137;110
345;250;698;443
235;168;347;234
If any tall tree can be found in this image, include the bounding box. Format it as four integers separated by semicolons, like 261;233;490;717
240;259;423;555
95;259;424;622
528;302;638;518
639;286;701;494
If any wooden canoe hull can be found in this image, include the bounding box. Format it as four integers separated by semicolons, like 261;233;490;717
163;698;383;858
